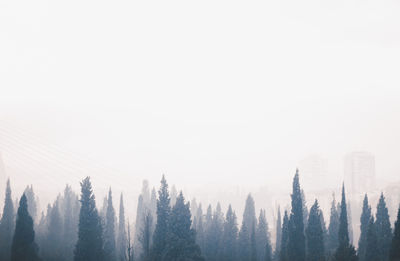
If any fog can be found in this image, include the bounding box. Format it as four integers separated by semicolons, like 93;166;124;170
1;0;400;250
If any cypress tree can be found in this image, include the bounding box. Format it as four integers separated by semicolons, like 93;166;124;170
164;192;204;261
251;223;257;261
358;194;371;261
279;210;289;261
0;179;15;261
256;209;272;261
287;169;306;261
204;204;214;260
151;175;171;260
390;205;400;261
44;200;63;261
243;194;257;234
220;205;238;261
238;222;251;261
74;177;104;261
117;193;127;261
376;193;392;261
195;204;205;252
327;195;340;255
104;188;117;261
333;184;357;261
306;200;325;261
62;185;79;261
24;185;38;223
275;206;282;260
139;211;153;261
207;203;224;261
365;217;379;261
11;194;41;261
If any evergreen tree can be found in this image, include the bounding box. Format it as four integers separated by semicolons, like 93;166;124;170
220;205;238;261
104;188;117;261
117;193;127;261
275;206;282;260
43;200;63;261
205;203;223;261
74;177;104;261
195;204;205;252
333;184;357;261
358;195;371;261
390;205;400;261
11;194;41;261
279;210;289;261
139;211;153;261
301;190;308;228
256;209;272;261
24;185;38;223
170;185;177;207
243;194;257;234
365;217;379;261
376;193;392;261
238;222;251;261
62;185;80;261
287;169;306;261
327;195;340;255
151;175;171;260
0;179;15;261
251;223;258;261
164;192;204;261
306;200;325;261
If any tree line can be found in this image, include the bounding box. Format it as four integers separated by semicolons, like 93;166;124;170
0;170;399;261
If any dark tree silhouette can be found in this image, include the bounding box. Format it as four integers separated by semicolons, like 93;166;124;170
0;179;15;261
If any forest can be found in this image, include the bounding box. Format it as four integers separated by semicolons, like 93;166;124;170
0;170;399;261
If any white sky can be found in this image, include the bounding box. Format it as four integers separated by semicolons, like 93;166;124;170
1;0;400;209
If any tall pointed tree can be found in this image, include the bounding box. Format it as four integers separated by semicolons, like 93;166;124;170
390;205;400;261
151;175;171;260
104;188;117;261
306;200;325;261
275;206;282;260
376;193;392;261
117;193;127;261
44;200;63;261
24;185;38;223
11;194;41;261
256;209;272;261
287;169;306;261
327;195;340;255
358;194;371;261
238;221;251;261
279;210;289;261
164;192;204;261
333;184;357;261
0;179;15;261
74;177;104;261
365;217;379;261
220;205;238;261
139;211;153;261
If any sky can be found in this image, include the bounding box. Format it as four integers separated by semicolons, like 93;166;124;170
1;0;400;211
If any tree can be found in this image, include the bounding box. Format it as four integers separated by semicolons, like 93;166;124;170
327;195;340;255
306;200;325;261
205;203;223;261
243;194;257;234
24;185;38;223
195;204;205;252
220;205;238;261
117;193;127;261
358;194;371;261
164;192;204;261
74;177;104;261
376;193;392;261
279;210;289;261
390;205;400;261
238;222;251;261
151;175;171;260
0;179;15;261
333;184;357;261
104;188;117;261
275;206;282;260
62;185;80;261
43;200;63;261
287;169;306;261
11;194;41;261
256;209;272;261
365;217;379;261
139;211;153;261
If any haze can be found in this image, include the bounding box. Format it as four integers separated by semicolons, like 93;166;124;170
1;0;400;222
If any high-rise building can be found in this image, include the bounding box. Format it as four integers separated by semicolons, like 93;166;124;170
298;154;328;190
344;151;375;195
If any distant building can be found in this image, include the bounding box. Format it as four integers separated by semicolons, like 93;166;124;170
344;151;376;195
